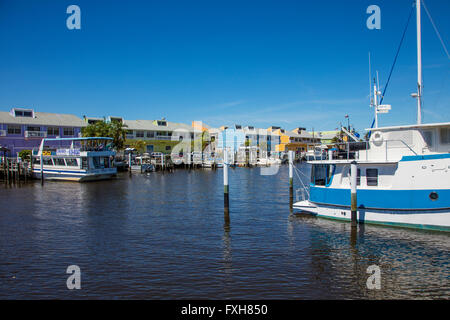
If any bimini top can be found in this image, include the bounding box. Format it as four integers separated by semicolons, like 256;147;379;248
43;137;113;141
366;122;450;131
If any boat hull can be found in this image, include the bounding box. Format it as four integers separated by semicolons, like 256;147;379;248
32;168;117;182
293;200;450;232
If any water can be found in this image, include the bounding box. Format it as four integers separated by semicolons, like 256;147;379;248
0;164;449;299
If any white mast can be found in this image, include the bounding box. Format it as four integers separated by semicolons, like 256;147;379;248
416;0;422;124
374;81;378;128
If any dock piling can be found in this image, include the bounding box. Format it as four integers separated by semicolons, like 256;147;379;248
350;161;358;227
224;149;229;210
288;150;294;207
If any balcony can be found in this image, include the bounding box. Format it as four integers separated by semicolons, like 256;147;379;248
24;131;47;138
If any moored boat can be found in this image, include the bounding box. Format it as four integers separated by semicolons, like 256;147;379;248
293;0;450;231
32;137;117;182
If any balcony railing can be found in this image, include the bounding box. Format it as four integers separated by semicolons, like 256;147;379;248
24;131;47;138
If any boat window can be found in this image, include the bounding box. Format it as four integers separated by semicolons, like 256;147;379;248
103;157;110;168
66;158;78;167
43;158;53;165
422;130;433;147
311;164;334;186
81;157;88;169
54;158;66;166
33;157;40;165
356;168;361;186
366;168;378;186
440;128;450;144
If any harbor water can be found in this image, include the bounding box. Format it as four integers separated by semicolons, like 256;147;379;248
0;164;449;299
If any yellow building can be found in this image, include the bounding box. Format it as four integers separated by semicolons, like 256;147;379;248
268;127;321;154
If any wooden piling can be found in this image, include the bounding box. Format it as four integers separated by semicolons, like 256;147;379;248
289;150;294;207
224;149;229;210
350;161;358;227
128;152;132;177
40;153;44;185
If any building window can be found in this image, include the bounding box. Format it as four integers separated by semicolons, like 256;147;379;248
63;127;74;136
136;131;144;138
366;168;378;186
27;126;40;132
165;146;171;151
7;125;21;134
14;109;33;117
157;120;167;126
440;128;450;144
47;127;59;136
147;131;154;138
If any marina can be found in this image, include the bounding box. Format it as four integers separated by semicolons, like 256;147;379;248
0;0;449;302
0;166;449;299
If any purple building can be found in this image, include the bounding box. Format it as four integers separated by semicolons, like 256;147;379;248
0;107;86;156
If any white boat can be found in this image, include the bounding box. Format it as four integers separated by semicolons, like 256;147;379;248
293;0;450;232
32;137;117;182
303;145;327;161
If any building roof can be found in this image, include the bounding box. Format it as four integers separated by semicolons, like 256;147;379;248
0;110;86;127
123;119;193;132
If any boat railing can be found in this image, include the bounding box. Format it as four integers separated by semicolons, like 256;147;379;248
321;139;418;162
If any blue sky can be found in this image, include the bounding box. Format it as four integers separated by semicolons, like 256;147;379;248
0;0;449;133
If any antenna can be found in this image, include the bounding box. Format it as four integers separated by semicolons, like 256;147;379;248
368;52;372;106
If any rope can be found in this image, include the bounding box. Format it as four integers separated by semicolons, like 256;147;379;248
422;0;450;60
368;3;414;138
292;165;310;198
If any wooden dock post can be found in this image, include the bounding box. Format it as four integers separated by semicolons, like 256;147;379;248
128;152;132;177
6;158;10;183
289;150;294;207
350;160;358;227
224;149;229;210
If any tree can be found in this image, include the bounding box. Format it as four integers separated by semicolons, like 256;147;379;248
81;120;127;151
108;120;127;150
18;150;32;161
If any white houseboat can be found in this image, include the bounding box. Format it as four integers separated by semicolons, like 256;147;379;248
32;137;117;182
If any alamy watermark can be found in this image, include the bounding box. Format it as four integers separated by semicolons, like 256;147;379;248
66;5;81;30
66;265;81;290
366;5;381;30
366;265;381;290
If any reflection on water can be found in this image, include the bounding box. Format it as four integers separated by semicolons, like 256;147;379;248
0;164;449;299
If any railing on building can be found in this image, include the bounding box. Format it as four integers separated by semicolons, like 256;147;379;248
24;131;47;138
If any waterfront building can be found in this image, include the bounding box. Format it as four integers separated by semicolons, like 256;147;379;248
0;107;86;156
122;118;198;154
217;125;280;157
267;127;314;156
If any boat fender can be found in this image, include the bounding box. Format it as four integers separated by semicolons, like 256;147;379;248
372;131;384;146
